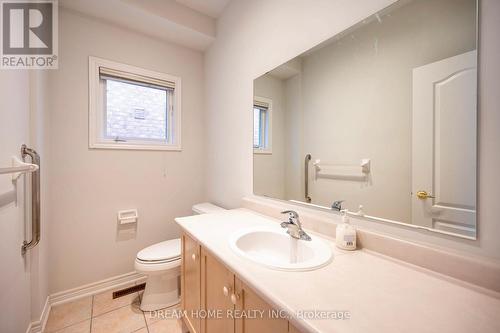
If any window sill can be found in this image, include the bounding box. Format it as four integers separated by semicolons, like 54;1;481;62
253;149;272;155
89;141;182;151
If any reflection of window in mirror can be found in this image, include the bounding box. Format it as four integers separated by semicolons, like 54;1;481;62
253;96;272;154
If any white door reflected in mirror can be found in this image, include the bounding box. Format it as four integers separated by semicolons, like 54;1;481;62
412;51;477;238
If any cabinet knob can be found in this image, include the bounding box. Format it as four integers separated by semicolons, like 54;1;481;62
223;286;231;297
191;253;196;261
230;292;240;305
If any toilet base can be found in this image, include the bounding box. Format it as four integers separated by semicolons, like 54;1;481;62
140;269;180;311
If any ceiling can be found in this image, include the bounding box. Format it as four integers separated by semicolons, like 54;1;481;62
175;0;231;18
59;0;233;51
268;58;302;80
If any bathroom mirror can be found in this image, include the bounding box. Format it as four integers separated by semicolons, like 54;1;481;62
253;0;477;239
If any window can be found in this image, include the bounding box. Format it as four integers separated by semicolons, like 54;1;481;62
89;57;181;150
253;96;272;154
253;105;267;148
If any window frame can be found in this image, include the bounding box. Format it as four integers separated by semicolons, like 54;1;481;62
89;56;182;151
253;96;272;154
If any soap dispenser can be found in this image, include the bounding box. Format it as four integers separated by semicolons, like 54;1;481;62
335;210;357;250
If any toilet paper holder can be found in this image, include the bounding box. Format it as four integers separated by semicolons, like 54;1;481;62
118;209;138;224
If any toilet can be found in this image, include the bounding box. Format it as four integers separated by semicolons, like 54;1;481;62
135;202;225;311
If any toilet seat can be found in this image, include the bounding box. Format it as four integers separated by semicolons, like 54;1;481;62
135;256;181;274
136;257;180;265
136;238;181;263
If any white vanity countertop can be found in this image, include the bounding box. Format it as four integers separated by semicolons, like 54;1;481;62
175;209;500;333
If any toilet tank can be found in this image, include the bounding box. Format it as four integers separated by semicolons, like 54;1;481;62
192;202;225;215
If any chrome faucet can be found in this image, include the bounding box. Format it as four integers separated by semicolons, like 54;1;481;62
280;210;311;241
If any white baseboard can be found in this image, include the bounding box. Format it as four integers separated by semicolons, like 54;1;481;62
26;296;50;333
26;271;146;333
50;271;146;306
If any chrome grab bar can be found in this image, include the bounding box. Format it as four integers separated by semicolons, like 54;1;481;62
305;154;311;203
21;145;41;255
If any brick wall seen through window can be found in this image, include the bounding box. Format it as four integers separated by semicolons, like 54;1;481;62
105;80;168;140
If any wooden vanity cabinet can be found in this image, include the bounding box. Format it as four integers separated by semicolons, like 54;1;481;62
181;232;292;333
234;277;288;333
181;233;201;333
289;325;304;333
201;248;235;333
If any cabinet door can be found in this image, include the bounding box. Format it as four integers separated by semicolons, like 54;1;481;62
289;324;304;333
234;277;288;333
182;233;201;333
201;249;235;333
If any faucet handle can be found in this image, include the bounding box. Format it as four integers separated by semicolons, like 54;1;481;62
281;210;299;219
280;210;302;228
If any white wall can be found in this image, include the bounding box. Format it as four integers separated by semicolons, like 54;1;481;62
47;9;206;293
253;75;286;198
205;0;500;260
0;71;50;332
284;74;304;202
206;0;397;208
0;71;32;333
29;71;51;327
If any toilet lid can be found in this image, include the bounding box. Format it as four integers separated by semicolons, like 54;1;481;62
137;238;181;262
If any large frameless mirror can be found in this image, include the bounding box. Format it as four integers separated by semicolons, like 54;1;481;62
253;0;478;239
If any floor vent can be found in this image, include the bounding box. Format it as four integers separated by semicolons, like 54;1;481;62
112;283;146;299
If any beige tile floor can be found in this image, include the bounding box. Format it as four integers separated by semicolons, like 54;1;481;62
44;284;183;333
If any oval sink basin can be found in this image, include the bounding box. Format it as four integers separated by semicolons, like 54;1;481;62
229;226;333;271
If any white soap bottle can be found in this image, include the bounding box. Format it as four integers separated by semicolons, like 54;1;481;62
335;209;357;250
